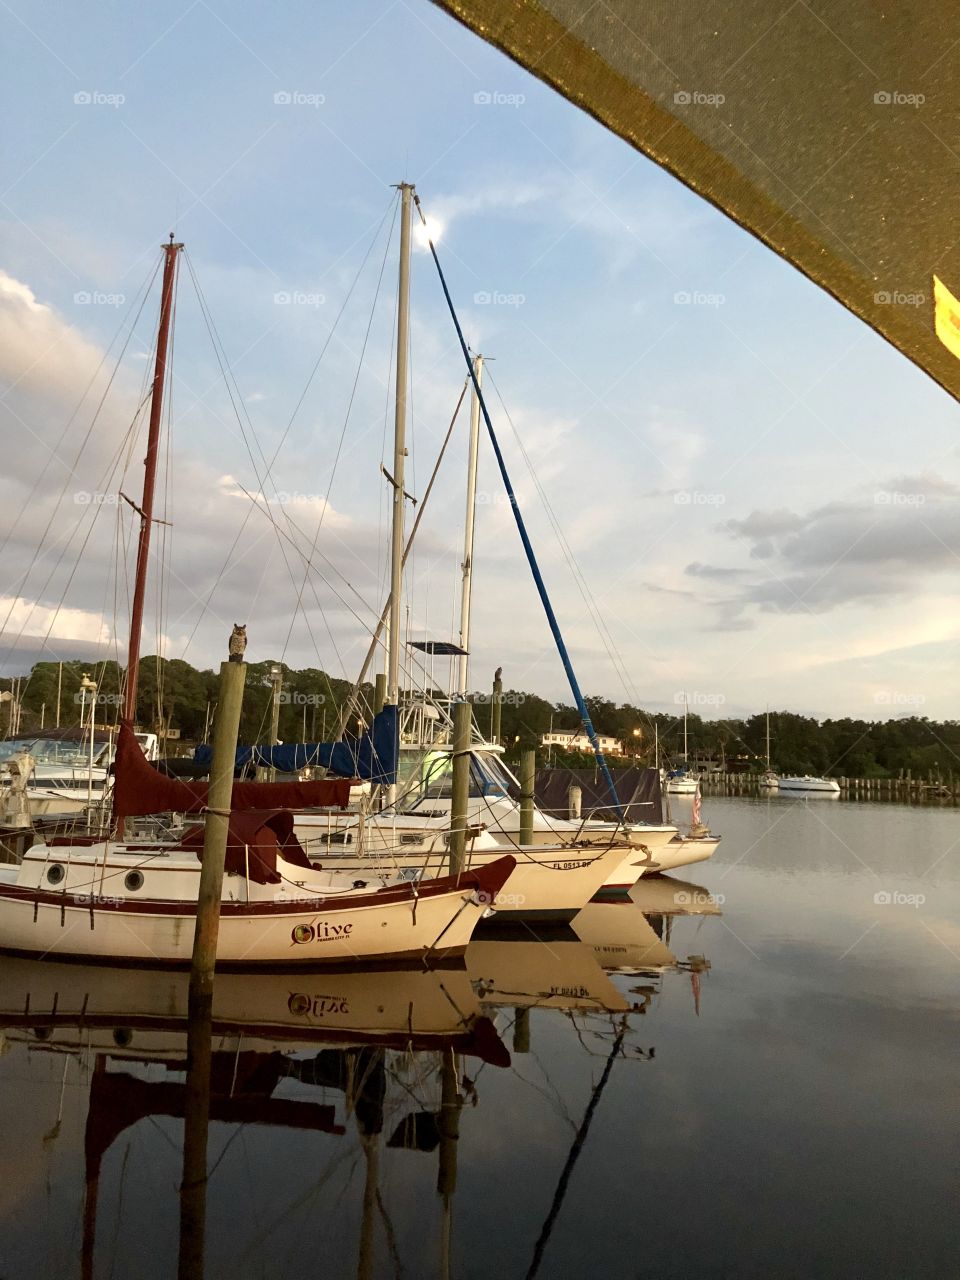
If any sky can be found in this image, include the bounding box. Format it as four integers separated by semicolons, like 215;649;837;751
1;0;959;723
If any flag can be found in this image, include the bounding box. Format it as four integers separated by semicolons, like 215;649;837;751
691;783;702;828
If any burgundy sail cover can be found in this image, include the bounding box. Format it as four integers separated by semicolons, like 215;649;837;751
178;809;313;884
112;721;354;820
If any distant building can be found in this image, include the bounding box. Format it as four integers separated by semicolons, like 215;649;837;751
541;729;624;756
689;752;722;774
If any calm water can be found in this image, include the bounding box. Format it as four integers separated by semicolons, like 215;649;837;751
0;796;956;1279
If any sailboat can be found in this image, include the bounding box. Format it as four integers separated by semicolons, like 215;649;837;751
758;710;839;794
0;235;517;966
237;190;688;908
664;694;699;793
759;708;778;789
282;238;713;894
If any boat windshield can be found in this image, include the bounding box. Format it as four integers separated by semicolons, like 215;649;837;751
0;736;110;767
398;749;511;809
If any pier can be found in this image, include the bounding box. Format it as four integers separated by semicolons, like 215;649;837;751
699;772;959;804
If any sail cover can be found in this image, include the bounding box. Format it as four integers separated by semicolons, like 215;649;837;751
432;0;960;401
113;721;354;819
193;705;399;785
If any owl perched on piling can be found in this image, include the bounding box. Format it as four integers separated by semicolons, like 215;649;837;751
229;624;247;662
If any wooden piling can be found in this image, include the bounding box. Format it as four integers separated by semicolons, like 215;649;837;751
491;669;503;745
448;699;472;875
189;658;247;993
519;749;536;846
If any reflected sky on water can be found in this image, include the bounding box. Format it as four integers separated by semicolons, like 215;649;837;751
0;795;955;1279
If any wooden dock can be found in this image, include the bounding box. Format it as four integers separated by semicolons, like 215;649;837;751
699;772;959;805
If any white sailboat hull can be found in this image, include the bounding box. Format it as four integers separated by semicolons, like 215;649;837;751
636;835;719;876
664;778;699;794
300;838;633;918
0;855;514;967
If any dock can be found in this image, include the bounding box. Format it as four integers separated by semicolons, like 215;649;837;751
699;773;959;804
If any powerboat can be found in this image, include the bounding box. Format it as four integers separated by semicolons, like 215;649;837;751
775;775;840;795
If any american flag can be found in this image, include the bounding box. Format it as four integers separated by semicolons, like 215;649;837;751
691;783;702;827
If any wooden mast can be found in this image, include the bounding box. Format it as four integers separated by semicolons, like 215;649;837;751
122;235;182;727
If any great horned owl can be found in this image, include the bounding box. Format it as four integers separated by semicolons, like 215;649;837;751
229;624;247;662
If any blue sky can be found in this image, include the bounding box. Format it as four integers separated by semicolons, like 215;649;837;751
1;0;959;720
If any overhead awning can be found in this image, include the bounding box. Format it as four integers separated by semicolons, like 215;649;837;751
432;0;960;401
409;640;468;655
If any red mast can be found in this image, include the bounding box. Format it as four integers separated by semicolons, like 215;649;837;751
122;236;182;726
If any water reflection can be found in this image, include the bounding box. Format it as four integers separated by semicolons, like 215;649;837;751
0;885;717;1279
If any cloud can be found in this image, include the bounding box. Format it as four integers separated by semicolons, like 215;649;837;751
689;474;960;624
0;269;407;678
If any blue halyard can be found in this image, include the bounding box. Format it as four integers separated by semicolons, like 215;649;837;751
414;194;624;820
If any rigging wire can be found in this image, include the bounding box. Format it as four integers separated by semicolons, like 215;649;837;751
486;369;646;711
278;192;400;669
0;257;161;564
0;262;163;685
178;195;397;690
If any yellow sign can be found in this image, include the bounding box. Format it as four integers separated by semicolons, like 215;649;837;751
933;275;960;362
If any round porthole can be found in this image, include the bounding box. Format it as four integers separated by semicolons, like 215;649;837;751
46;864;65;886
124;870;144;892
113;1028;133;1047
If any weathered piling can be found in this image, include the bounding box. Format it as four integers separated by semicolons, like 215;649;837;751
189;656;247;990
448;699;472;875
568;783;582;820
491;668;503;745
519;749;536;845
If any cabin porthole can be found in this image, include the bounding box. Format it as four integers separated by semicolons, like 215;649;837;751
113;1028;133;1047
124;870;145;892
46;864;65;886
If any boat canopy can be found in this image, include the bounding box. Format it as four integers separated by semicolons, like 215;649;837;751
192;705;399;785
112;721;354;820
432;0;960;401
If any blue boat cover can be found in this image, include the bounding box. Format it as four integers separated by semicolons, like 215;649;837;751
194;705;399;785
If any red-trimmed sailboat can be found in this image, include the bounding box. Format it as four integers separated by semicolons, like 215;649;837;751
0;237;514;967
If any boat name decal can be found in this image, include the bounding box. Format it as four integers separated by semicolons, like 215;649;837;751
291;921;355;945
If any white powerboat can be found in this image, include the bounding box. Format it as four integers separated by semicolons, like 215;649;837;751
775;775;840;795
0;729;159;815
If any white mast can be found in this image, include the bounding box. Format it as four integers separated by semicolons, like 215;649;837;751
456;353;483;695
386;182;413;803
765;707;771;768
683;694;688;763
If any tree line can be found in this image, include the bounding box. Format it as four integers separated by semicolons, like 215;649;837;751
2;658;958;779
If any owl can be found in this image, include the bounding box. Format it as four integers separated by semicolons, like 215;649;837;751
229;624;247;662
